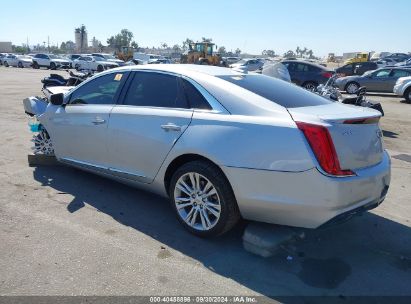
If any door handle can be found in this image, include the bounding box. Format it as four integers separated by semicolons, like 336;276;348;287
161;123;182;132
92;118;106;125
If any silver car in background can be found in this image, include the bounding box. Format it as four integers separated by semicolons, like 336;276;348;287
3;54;33;68
335;67;411;93
24;65;390;237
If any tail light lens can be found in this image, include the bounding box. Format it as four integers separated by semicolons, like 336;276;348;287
322;72;333;78
296;122;355;177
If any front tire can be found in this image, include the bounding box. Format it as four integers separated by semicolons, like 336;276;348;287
169;160;240;237
97;65;104;72
18;62;23;68
33;61;39;69
4;61;9;67
404;87;411;102
345;82;360;94
50;62;56;70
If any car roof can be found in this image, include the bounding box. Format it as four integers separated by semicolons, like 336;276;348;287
282;59;329;69
112;64;246;77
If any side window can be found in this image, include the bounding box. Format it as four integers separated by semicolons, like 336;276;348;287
181;79;212;110
69;73;126;105
296;63;309;72
374;69;391;78
44;55;50;59
392;70;411;78
122;72;188;108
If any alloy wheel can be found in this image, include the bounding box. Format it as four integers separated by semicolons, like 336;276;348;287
32;129;54;155
346;83;359;94
174;172;221;231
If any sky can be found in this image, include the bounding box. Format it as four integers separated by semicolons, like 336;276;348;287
0;0;410;57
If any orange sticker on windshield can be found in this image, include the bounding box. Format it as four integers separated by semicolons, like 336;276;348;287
114;74;123;81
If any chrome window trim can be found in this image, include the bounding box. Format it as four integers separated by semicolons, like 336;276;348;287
124;69;229;114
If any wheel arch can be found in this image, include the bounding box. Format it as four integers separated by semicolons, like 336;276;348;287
163;153;233;196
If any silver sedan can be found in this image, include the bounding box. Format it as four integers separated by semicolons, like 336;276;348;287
335;67;411;93
23;65;391;237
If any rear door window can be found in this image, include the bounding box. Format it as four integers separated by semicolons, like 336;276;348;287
122;72;188;109
218;74;332;108
180;79;212;110
391;70;411;78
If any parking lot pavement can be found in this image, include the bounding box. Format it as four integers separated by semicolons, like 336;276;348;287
0;67;410;299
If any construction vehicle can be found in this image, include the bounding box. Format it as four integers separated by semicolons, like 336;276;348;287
117;46;134;62
180;42;224;66
327;53;336;63
344;52;370;64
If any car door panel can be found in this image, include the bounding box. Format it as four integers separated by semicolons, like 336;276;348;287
45;71;128;167
107;107;193;182
47;104;113;167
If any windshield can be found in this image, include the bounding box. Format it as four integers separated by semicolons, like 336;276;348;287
92;56;103;61
218;74;333;108
18;55;31;59
49;55;59;59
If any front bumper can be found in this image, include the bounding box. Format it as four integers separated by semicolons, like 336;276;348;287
222;151;391;228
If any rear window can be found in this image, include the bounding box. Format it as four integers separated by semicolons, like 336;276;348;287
218;75;333;108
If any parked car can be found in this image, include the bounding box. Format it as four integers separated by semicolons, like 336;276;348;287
281;60;334;91
395;58;411;67
335;61;378;76
385;53;410;62
32;54;71;69
66;54;81;67
2;54;33;68
393;76;411;102
224;57;241;64
73;56;119;72
335;67;411;93
230;58;265;72
382;58;399;66
91;53;125;66
375;60;388;68
24;64;390;237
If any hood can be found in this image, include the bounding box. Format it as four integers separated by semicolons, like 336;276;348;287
52;59;70;63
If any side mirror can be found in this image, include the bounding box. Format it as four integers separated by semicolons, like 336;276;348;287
50;93;64;106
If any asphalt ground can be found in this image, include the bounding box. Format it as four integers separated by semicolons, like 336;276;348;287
0;66;410;301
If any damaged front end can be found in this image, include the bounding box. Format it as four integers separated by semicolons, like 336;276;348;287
23;95;54;155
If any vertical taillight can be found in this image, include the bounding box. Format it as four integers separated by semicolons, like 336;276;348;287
321;72;333;78
296;122;355;177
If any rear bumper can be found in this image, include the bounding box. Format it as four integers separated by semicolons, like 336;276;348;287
222;151;391;228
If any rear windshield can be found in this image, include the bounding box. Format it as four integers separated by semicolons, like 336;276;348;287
218;75;333;108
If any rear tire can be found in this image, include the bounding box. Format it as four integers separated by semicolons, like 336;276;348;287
4;61;9;67
18;62;23;68
97;65;104;72
404;87;411;102
169;160;240;237
50;62;56;70
33;62;39;69
345;82;360;94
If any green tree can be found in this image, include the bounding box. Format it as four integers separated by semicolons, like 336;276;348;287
182;38;194;51
218;46;226;55
12;45;26;54
201;37;213;43
107;29;134;52
235;48;241;55
284;50;296;58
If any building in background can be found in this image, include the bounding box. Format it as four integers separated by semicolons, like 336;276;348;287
0;42;12;53
74;26;88;53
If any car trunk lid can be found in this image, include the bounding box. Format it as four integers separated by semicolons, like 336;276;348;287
288;103;384;172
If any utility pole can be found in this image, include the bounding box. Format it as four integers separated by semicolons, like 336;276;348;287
47;36;50;53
